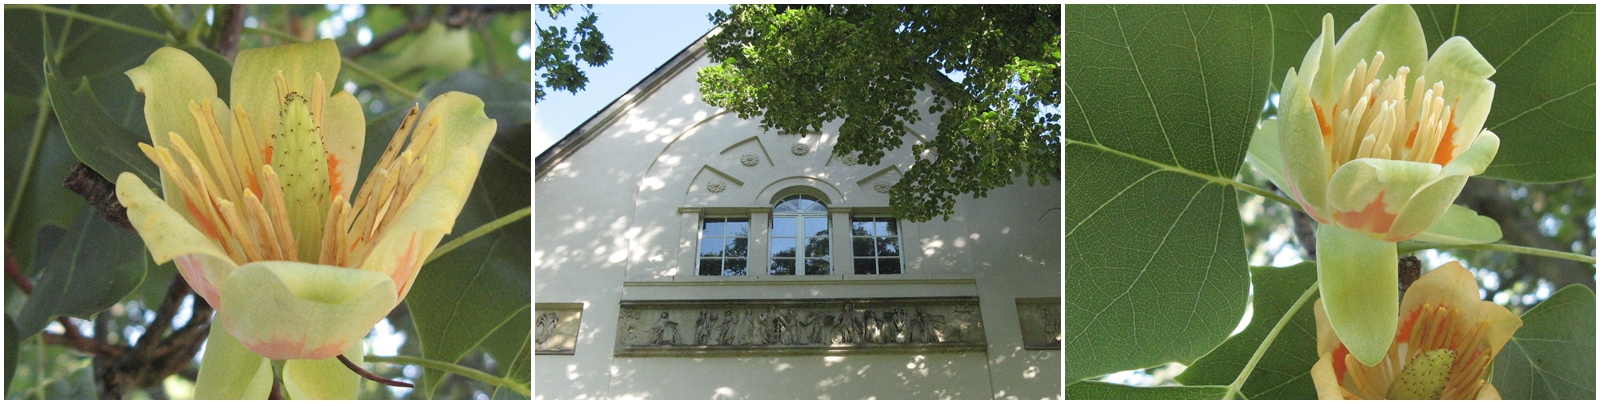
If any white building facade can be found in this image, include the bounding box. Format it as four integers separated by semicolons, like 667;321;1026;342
534;34;1062;399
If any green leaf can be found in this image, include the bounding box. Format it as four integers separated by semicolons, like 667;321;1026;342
1176;263;1320;399
5;316;17;393
1062;4;1271;382
1064;381;1229;399
1493;284;1595;399
405;130;530;397
1414;5;1595;183
480;306;531;399
15;206;147;337
44;60;159;186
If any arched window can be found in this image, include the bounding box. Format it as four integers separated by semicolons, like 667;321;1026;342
770;194;830;275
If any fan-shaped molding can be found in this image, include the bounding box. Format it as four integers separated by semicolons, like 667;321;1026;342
755;176;844;207
718;135;775;167
856;166;904;194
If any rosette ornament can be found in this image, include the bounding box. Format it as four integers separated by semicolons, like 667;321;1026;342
116;39;495;399
1245;5;1503;366
1310;262;1522;399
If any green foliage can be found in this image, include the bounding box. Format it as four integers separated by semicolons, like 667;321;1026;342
1062;4;1271;382
15;208;147;338
535;4;612;102
1493;284;1596;399
1064;380;1228;399
1176;264;1320;399
698;4;1060;222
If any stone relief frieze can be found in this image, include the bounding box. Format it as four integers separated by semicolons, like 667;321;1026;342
535;303;583;355
616;297;984;356
1015;298;1060;350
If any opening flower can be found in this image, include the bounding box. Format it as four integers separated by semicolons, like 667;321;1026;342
115;39;495;398
1311;261;1522;399
1246;4;1503;366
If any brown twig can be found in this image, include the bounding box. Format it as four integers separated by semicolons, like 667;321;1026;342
269;378;283;400
212;4;245;60
342;14;431;59
42;318;125;357
62;163;131;230
6;245;34;293
337;354;414;388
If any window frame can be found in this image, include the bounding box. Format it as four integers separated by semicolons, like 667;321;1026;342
696;216;751;276
769;194;831;275
850;215;903;275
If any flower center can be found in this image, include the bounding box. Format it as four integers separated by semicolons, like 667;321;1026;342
138;72;440;267
1313;51;1461;169
1387;348;1453;399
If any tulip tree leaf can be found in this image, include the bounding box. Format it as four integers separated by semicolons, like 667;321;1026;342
5;316;18;391
406;125;530;397
44;61;159;186
1493;284;1596;400
1063;5;1270;382
1414;4;1595;183
1176;263;1320;399
1064;381;1229;400
15;207;147;338
481;306;531;399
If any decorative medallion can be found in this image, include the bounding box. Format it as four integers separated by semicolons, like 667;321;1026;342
840;153;859;166
791;143;810;156
536;303;584;355
740;154;760;166
615;297;985;356
873;180;893;193
1016;298;1061;350
707;180;727;193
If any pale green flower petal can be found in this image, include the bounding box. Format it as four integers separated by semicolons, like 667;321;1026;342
1277;69;1333;220
193;325;274;400
218;261;397;360
1325;157;1440;240
1244;117;1289;190
124;47;228;215
1301;13;1340;102
231;39;341;145
115;172;236;306
1423;37;1497;159
1412;204;1503;245
1330;5;1427;86
283;343;364;399
323;91;366;201
1317;224;1399;366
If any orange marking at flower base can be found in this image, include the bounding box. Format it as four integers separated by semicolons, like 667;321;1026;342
262;145;273;165
327;152;345;197
1332;344;1350;380
243;335;345;360
1431;106;1459;166
186;199;224;241
1313;100;1335;139
1396;305;1425;343
1333;191;1397;236
390;233;420;297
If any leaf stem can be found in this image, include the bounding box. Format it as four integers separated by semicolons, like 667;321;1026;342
1224;279;1319;400
4;4;173;44
426;207;530;264
5;94;54;241
1064;138;1300;209
1399;242;1597;265
363;355;530;396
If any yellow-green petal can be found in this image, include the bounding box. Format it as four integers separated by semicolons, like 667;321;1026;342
282;343;364;399
231;39;341;151
1317;223;1398;366
124;47;227;214
218;261;397;360
323;91;366;201
1422;37;1497;158
1330;4;1427;87
360;92;496;298
193;324;274;400
1277;69;1333;220
1386;132;1500;241
116;172;236;306
1244;117;1289;191
1300;13;1339;102
1411;204;1503;245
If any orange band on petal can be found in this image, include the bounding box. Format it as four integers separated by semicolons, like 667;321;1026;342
1431;105;1459;166
1333;191;1397;236
327;152;345;197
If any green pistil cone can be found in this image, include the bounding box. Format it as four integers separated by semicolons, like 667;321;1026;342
274;92;330;263
1387;348;1454;399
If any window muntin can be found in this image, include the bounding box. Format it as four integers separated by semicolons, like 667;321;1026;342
851;217;901;274
770;195;830;275
698;218;750;276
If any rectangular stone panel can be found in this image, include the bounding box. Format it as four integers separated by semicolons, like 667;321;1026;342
1016;297;1061;350
616;297;984;356
535;303;583;355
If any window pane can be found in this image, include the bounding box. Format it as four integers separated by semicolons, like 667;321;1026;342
699;237;723;257
878;258;901;274
699;259;722;276
853;237;873;257
805;217;829;237
701;220;724;237
725;219;750;236
805;259;831;275
724;259;747;276
725;237;748;257
770;238;796;258
770;258;795;275
874;220;889;236
804;236;829;257
884;219;898;235
877;237;899;256
775;199;798;213
851;221;872;236
772;217;796;237
854;258;876;275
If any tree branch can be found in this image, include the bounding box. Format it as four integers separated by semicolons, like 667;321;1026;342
342;14;430;59
338;354;414;388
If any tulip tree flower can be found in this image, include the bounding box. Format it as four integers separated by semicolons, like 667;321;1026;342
1310;261;1522;399
116;39;495;399
1246;5;1503;366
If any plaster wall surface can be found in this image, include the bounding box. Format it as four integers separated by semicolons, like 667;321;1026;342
536;42;1060;400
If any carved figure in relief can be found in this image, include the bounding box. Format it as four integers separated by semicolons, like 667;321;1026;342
950;304;978;343
775;309;796;344
1038;305;1061;343
717;309;737;345
695;310;713;346
864;310;884;343
535;312;559;346
887;308;908;343
798;311;823;344
910;307;949;343
748;310;766;345
649;311;681;346
620;309;640;345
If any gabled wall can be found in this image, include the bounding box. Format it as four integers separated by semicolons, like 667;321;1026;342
536;38;1060;400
